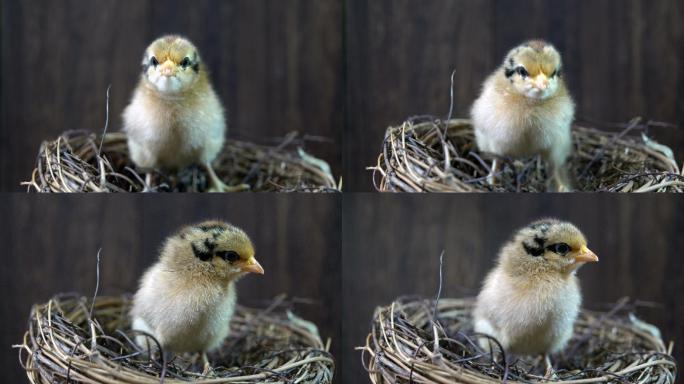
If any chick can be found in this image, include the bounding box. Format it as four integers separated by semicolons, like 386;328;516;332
131;220;264;373
123;35;247;192
471;40;575;191
473;219;598;376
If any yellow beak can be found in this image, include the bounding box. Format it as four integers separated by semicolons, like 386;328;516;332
241;257;264;275
534;73;549;90
160;60;176;77
574;246;599;263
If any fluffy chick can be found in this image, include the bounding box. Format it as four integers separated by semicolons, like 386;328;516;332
473;219;598;375
471;40;575;191
131;220;264;372
123;35;246;192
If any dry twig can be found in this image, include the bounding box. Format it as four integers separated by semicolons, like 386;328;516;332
361;297;676;383
24;131;339;193
370;118;683;192
17;294;334;383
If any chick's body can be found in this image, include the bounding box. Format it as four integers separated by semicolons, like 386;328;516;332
124;75;224;171
132;262;236;353
474;262;580;355
472;75;574;161
131;221;264;360
471;40;575;190
473;219;598;362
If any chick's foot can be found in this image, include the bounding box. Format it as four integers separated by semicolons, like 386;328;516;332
204;162;249;193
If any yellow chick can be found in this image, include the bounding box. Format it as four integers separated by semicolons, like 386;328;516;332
131;220;264;372
471;40;575;191
123;35;246;192
473;219;598;376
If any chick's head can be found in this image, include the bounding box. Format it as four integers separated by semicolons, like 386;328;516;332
142;35;203;94
161;220;264;281
502;40;563;100
500;219;598;277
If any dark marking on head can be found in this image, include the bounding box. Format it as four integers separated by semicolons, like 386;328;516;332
523;241;544;256
204;238;216;251
191;52;200;73
508;58;514;67
198;224;225;232
529;221;553;235
534;236;546;248
191;242;212;261
505;68;515;78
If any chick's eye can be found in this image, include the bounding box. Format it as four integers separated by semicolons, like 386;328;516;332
150;56;159;67
516;67;529;77
549;243;571;256
216;250;240;263
180;57;191;68
551;68;561;77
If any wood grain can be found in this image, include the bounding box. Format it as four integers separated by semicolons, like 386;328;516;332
0;194;341;383
342;194;684;382
0;0;343;191
345;0;684;191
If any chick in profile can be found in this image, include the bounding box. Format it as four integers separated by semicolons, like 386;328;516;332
123;35;247;192
471;40;575;191
131;221;264;373
473;219;598;376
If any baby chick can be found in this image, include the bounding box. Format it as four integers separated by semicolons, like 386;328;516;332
123;35;246;192
473;219;598;376
471;40;575;191
131;220;264;373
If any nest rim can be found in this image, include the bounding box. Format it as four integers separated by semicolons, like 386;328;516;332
24;130;340;193
370;118;684;193
17;293;335;383
361;296;677;384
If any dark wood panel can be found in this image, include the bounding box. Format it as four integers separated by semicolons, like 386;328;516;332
341;194;684;382
0;0;343;191
0;194;341;383
345;0;684;191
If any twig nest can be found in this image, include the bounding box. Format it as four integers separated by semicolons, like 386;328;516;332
361;297;676;383
18;294;335;383
24;131;339;192
371;118;684;192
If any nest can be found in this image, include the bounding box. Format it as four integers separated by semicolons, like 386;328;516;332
23;131;339;192
361;297;676;383
370;118;684;192
17;294;334;383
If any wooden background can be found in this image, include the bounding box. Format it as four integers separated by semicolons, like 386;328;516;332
342;194;684;382
0;194;341;383
345;0;684;191
0;0;343;192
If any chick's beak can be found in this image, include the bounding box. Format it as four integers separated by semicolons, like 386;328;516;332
160;61;176;77
534;73;549;90
574;246;599;263
241;257;264;275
